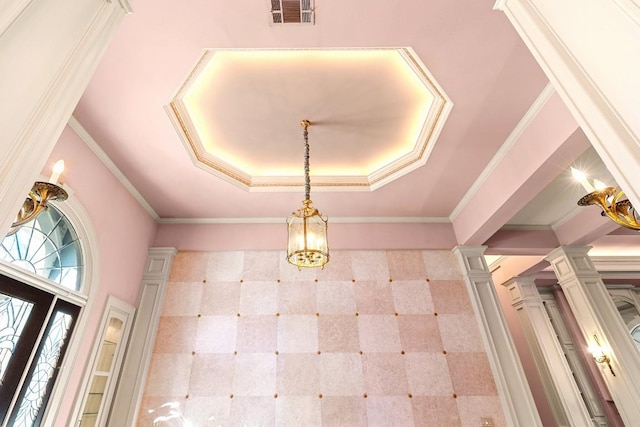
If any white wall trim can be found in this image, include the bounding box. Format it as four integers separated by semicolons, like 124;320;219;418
453;246;542;427
449;83;555;221
494;0;640;215
0;0;33;37
107;247;177;427
68;116;160;221
157;216;451;224
504;276;593;426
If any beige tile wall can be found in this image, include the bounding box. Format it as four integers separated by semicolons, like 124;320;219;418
138;250;505;426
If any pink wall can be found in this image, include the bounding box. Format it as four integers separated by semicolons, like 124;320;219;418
139;249;505;426
154;222;458;251
46;125;157;425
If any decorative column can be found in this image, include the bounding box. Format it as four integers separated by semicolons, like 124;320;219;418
453;246;542;427
546;246;640;426
494;0;640;209
503;276;593;426
108;247;177;427
0;0;132;235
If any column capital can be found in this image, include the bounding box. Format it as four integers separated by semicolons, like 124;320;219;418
452;246;490;279
503;276;538;308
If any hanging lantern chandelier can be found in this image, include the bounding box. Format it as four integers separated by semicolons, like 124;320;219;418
286;120;329;269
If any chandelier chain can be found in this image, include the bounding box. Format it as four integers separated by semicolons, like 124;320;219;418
302;120;311;201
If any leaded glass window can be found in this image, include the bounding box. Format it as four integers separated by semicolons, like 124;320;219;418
0;205;83;292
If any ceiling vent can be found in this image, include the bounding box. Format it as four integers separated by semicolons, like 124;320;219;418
271;0;314;24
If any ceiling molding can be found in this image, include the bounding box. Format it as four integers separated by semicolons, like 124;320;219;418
157;216;451;225
166;47;452;192
591;256;640;272
449;82;555;221
68;116;160;221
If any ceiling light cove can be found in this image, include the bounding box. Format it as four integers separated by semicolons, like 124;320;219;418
167;48;451;192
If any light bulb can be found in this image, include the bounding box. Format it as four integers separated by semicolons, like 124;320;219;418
571;167;594;192
49;160;65;184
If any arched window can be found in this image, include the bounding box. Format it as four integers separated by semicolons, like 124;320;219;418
0;204;86;426
0;204;83;292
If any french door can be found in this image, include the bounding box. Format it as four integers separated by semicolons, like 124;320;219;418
0;273;79;426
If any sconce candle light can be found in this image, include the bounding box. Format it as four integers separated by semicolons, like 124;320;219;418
8;160;68;235
571;167;640;231
589;333;616;376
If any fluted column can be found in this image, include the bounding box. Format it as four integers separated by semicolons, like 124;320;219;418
546;246;640;426
504;276;593;426
453;246;542;427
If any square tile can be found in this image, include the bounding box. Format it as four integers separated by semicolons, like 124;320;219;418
189;353;234;396
236;315;277;353
423;251;463;280
242;251;280;281
162;282;203;317
354;281;395;314
279;252;318;282
430;280;474;314
362;353;408;395
144;353;192;397
350;251;389;281
438;314;484;352
184;396;231;427
207;251;244;281
447;352;497;396
318;315;359;352
194;315;237;353
411;396;461;426
276;353;320;395
391;281;433;314
320;353;365;396
397;314;443;353
387;251;426;280
365;396;414;427
239;281;278;315
358;315;401;352
170;251;209;282
276;396;322;427
137;396;187;426
456;396;506;427
201;282;241;315
405;353;453;396
278;315;318;353
316;251;353;281
153;316;198;353
278;281;317;314
229;396;275;427
232;353;277;396
317;281;356;315
321;396;368;426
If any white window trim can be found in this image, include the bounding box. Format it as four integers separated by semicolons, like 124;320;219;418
0;184;101;426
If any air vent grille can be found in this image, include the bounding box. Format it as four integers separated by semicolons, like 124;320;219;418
270;0;314;24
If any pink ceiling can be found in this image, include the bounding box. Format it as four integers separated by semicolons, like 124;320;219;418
73;0;550;221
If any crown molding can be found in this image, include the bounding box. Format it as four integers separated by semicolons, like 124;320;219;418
68;116;159;221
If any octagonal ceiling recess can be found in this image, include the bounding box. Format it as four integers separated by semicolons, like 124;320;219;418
167;48;451;192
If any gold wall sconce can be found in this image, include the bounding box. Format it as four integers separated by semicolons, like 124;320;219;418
8;160;68;235
572;167;640;231
589;333;616;376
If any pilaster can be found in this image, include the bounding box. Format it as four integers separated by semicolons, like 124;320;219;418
504;276;592;426
546;246;640;426
108;247;177;427
453;246;542;427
